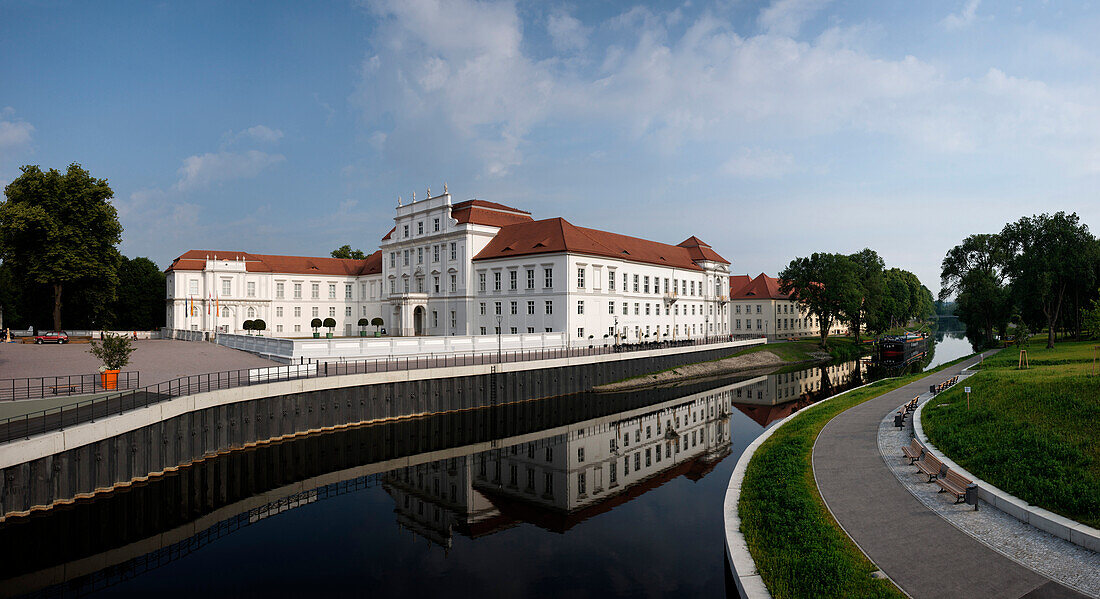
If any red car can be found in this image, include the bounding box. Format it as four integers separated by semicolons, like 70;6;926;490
34;331;69;344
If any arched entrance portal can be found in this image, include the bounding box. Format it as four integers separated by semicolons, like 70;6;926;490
413;306;425;336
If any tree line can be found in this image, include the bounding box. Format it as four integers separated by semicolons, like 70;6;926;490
940;211;1099;350
0;164;166;332
779;248;933;348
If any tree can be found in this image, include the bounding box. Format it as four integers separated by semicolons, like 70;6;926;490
322;317;336;335
940;234;1011;349
844;248;884;344
371;317;383;333
88;332;135;371
113;256;166;330
243;319;254;335
779;252;859;348
1000;212;1094;349
331;245;367;260
310;318;322;333
253;319;266;335
0;164;122;330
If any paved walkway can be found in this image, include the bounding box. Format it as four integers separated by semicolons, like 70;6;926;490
813;353;1091;599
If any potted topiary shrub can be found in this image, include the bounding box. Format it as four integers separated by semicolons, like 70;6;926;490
88;332;136;390
371;317;384;337
323;317;336;338
311;318;322;338
358;318;369;337
253;319;266;337
243;319;253;335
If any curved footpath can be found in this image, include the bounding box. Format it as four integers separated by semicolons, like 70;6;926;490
813;352;1090;599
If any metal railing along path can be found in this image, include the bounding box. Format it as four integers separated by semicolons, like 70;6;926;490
0;372;141;401
0;337;740;445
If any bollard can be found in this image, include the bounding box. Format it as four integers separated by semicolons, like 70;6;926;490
930;384;936;395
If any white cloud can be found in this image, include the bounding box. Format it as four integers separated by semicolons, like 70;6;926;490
353;0;1100;179
941;0;980;31
720;148;796;178
547;11;588;52
0;117;33;149
175;150;285;191
226;125;284;145
758;0;831;37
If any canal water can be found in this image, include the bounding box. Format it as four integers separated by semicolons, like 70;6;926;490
0;339;963;598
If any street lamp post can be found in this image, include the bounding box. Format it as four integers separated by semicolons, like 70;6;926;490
614;316;619;346
497;314;503;363
705;315;709;343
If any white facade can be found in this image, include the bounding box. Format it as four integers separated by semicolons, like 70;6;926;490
167;191;732;340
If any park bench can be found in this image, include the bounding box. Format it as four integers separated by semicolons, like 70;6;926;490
935;468;974;504
902;438;925;464
49;384;80;395
915;452;944;482
905;396;919;412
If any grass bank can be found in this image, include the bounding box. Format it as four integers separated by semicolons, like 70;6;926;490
923;340;1100;529
735;336;868;363
738;355;971;598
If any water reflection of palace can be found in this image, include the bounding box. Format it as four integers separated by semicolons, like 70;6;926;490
383;381;745;547
732;359;869;427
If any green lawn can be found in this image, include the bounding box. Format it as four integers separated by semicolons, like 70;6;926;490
923;340;1100;529
739;356;972;599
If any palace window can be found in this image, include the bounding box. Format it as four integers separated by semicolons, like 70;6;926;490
433;245;439;262
450;242;457;261
633;274;639;292
495;302;502;315
510;327;517;334
403;279;409;293
275;282;284;299
511;301;518;315
527;269;535;289
645;304;650;315
527;301;535;315
189;279;198;295
577;300;584;315
345;284;353;299
480;303;486;315
545;300;553;315
480;327;486;335
432;311;438;327
544;268;553;289
222;279;231;296
276;307;283;317
416;277;423;293
494;272;501;291
390;252;396;268
328;284;336;299
403;250;409;266
346;306;352;317
450;274;457;292
577;267;585;289
403;224;409;238
417;247;423;265
622;302;628;314
312;307;319;317
608;273;616;291
434;276;440;293
294;307;301;317
451;311;456;330
643;276;649;293
433;217;440;232
479;273;486;292
417;221;423;235
608;302;614;314
634;303;639;315
577;327;585;338
329;307;336;317
510;270;517;290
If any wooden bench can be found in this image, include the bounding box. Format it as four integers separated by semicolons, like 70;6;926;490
49;384;80;395
915;452;944;482
905;396;919;412
902;438;925;464
935;469;973;504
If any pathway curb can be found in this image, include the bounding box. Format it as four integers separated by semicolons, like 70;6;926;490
914;395;1100;553
722;378;881;599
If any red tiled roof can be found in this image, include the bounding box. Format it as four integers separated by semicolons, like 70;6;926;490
472;217;723;270
677;236;730;264
381;226;396;241
729;275;752;296
451;199;534;228
167;249;382;277
730;273;790;300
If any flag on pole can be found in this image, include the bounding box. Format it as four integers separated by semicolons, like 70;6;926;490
207;293;211;315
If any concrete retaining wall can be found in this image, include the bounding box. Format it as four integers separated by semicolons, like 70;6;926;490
0;339;762;520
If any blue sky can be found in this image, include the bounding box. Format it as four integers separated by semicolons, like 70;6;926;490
3;0;1100;295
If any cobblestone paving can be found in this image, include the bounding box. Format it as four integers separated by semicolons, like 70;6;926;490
879;382;1100;598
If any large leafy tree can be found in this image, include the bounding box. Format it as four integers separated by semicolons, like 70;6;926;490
114;256;166;329
1000;212;1094;349
0;164;122;330
331;244;367;259
940;233;1011;349
843;248;884;344
779;252;859;348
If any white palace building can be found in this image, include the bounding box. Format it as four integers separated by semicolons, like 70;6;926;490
165;189;737;342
